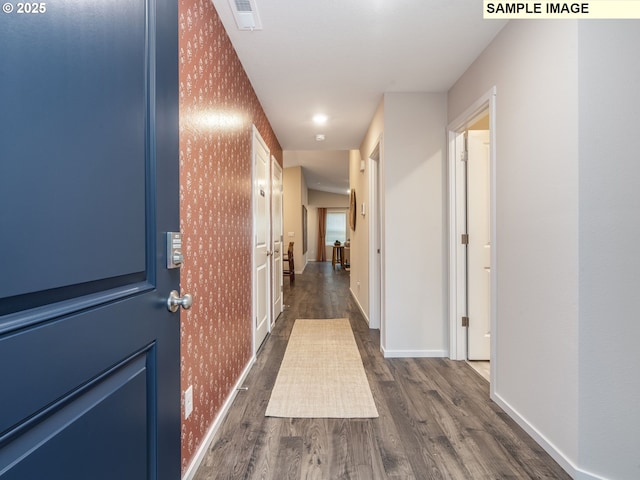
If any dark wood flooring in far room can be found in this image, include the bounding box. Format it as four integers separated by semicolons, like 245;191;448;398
194;262;571;479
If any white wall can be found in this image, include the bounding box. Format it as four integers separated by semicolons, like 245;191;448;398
449;19;580;471
577;21;640;480
447;18;640;479
351;18;640;480
382;92;448;356
282;165;308;273
351;101;384;324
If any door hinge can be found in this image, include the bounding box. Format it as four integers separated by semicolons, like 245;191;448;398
461;316;469;327
461;234;469;245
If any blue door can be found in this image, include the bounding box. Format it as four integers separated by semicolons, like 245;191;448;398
0;1;180;478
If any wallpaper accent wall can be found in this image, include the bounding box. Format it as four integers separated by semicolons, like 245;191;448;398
178;0;282;473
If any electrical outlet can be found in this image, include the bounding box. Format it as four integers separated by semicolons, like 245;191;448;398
184;385;193;420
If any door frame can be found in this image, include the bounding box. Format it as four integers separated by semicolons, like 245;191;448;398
251;125;271;354
447;87;497;376
368;137;383;332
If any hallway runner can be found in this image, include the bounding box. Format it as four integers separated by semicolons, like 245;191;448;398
265;318;378;418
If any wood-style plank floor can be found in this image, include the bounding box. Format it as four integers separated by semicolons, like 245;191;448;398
194;262;571;479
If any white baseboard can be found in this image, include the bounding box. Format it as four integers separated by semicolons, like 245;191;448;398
182;355;256;480
574;469;609;480
491;390;610;480
349;288;370;325
491;391;574;476
296;259;308;275
381;347;448;358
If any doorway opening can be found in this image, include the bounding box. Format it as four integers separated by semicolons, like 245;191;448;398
368;138;383;334
447;88;496;388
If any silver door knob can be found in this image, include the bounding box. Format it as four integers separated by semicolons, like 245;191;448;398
167;290;193;313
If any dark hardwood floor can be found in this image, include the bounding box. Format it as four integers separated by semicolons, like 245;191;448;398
194;262;571;479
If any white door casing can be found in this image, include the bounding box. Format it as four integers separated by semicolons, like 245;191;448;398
271;157;283;324
253;126;271;351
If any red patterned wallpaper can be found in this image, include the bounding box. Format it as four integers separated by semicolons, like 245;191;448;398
178;0;282;473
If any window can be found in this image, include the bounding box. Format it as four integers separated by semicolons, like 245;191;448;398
326;211;347;245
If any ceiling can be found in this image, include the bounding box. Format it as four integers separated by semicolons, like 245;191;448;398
284;150;350;195
211;0;507;192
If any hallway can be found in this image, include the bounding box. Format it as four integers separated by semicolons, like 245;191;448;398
194;263;570;479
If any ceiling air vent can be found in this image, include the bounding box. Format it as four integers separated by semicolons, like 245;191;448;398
229;0;262;31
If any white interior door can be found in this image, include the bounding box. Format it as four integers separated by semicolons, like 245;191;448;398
253;127;270;350
467;129;491;360
271;158;283;323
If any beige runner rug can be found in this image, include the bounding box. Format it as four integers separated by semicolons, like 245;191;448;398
265;318;378;418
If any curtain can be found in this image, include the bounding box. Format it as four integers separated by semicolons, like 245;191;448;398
317;207;327;261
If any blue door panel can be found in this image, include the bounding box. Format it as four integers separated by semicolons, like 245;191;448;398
0;0;180;478
0;294;161;436
0;354;149;479
0;0;148;300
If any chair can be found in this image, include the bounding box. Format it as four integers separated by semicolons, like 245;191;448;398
283;242;295;284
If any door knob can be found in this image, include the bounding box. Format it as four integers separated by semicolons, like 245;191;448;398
167;290;193;313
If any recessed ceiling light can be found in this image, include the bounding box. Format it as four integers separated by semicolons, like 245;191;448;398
313;114;328;125
315;134;325;141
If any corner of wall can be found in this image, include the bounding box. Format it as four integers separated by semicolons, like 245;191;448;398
282;165;305;271
382;93;448;353
448;19;580;475
348;148;370;321
178;0;282;474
